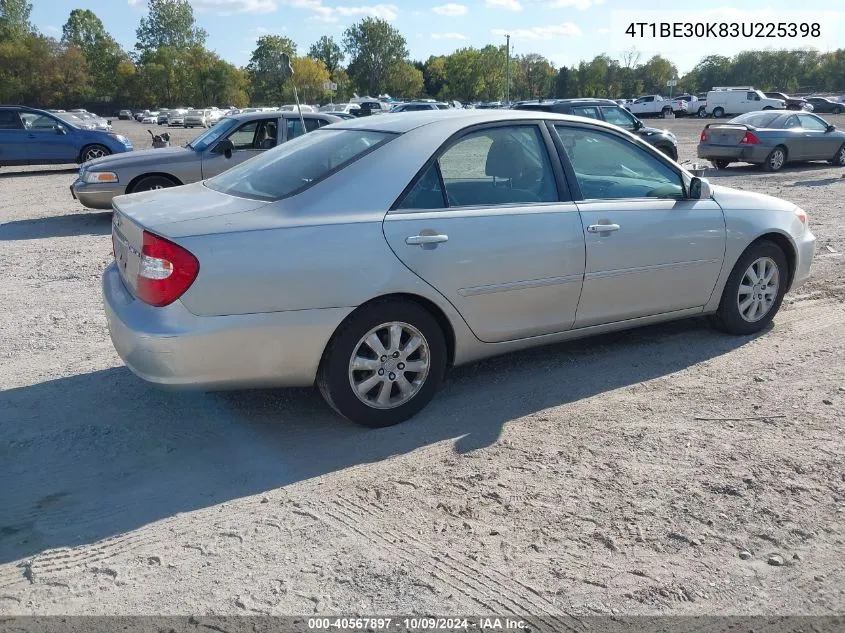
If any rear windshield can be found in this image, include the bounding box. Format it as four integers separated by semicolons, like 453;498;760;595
730;112;782;127
205;129;395;201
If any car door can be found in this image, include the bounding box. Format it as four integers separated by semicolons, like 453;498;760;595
383;122;585;344
551;123;726;328
796;114;840;159
0;110;28;165
201;117;279;178
20;112;79;162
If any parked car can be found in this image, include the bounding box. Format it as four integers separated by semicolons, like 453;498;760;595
804;97;843;115
627;95;687;118
513;98;679;159
167;109;188;127
141;112;159;124
0;106;132;166
764;92;812;111
391;101;451;112
102;109;815;427
134;110;150;122
71;111;340;209
279;104;316;113
706;87;785;118
320;111;356;120
156;109;171;125
74;111;112;131
206;108;224;125
118;109;133;120
674;94;707;118
698;110;845;171
184;109;210;128
319;103;361;115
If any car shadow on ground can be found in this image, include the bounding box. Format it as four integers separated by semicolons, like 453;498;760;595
788;177;843;187
703;162;837;178
0;317;762;563
0;167;78;179
0;212;112;241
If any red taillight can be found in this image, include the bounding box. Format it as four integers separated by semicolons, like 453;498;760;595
740;131;760;145
700;129;708;142
136;231;199;307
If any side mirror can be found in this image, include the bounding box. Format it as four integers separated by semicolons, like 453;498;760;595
633;119;643;130
216;138;234;159
55;125;67;135
826;124;835;133
689;176;712;200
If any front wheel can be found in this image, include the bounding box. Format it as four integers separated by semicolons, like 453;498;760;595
317;299;447;427
130;175;177;193
80;144;111;163
763;146;787;172
713;107;725;118
712;241;788;335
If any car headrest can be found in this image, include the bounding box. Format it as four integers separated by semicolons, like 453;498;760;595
485;137;526;179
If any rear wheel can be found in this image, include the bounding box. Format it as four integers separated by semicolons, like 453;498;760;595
763;146;787;172
317;299;447;427
130;175;178;193
80;144;111;163
713;107;725;118
661;107;672;118
831;144;845;166
713;159;731;170
833;106;842;115
697;107;707;118
712;241;788;335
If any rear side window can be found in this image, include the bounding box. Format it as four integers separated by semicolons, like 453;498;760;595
206;129;394;201
287;117;322;139
731;112;781;127
571;106;600;120
0;111;23;129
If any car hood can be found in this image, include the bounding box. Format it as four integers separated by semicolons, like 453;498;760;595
112;181;270;235
709;184;798;213
637;125;672;137
83;146;194;170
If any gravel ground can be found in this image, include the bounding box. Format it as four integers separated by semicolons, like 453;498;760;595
1;116;844;618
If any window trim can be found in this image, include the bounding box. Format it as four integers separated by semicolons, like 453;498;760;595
797;113;828;131
390;120;572;213
547;121;688;202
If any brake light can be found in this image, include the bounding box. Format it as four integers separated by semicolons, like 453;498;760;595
136;231;199;307
700;129;708;142
740;132;760;145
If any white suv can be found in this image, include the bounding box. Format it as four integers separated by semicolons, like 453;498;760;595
706;87;785;118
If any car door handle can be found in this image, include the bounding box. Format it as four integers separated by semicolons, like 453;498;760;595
587;223;620;233
406;234;448;246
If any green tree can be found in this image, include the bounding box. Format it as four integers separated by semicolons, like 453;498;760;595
135;0;207;54
515;53;555;99
308;35;343;74
247;34;298;105
422;55;447;98
62;9;128;102
383;60;424;98
0;0;34;41
343;17;408;95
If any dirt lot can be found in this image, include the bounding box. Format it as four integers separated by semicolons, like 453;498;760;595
1;116;844;618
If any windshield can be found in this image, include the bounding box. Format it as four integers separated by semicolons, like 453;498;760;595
186;117;238;151
731;112;781;127
206;129;395;201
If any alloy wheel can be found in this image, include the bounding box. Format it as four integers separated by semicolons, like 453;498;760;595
737;257;780;323
769;149;785;171
348;321;430;410
83;147;106;161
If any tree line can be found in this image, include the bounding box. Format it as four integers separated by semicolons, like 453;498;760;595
1;0;844;113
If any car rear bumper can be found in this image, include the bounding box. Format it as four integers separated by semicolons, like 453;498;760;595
102;262;352;389
72;179;125;209
697;144;771;163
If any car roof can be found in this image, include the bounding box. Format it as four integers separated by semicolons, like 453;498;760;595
325;108;620;134
516;98;618;107
220;111;340;123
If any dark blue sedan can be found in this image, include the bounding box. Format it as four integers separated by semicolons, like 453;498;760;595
0;106;133;167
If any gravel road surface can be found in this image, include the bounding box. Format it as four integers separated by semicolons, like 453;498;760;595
1;116;844;617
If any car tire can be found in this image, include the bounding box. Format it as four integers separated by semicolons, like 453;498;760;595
833;106;842;115
130;175;178;193
763;106;774;111
697;107;707;118
763;146;787;172
711;240;788;336
79;144;111;163
713;107;725;118
713;160;731;170
661;107;672;118
317;299;448;427
830;143;845;166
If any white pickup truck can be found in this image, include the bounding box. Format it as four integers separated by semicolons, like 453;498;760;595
626;95;688;118
674;94;708;117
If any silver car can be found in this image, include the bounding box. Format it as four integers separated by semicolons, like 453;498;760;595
72;111;341;209
698;110;845;171
103;110;815;427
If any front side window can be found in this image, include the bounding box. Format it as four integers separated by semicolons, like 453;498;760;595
555;125;683;200
188;117;238;151
601;106;637;131
798;114;828;131
748;92;761;101
20;113;60;130
206;129;394;201
400;125;558;210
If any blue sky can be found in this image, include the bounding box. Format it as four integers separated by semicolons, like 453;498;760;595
32;0;845;73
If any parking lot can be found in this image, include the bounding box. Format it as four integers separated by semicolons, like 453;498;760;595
1;116;844;616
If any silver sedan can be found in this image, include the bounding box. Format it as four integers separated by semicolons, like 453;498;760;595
103;110;816;427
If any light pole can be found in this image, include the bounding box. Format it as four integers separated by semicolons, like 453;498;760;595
505;34;510;105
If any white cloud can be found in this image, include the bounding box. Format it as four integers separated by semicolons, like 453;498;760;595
190;0;278;14
127;0;143;6
433;3;468;16
492;22;581;39
486;0;522;11
545;0;603;9
432;32;468;40
291;1;398;22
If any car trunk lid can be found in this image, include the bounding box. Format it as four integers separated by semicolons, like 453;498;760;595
703;123;752;146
